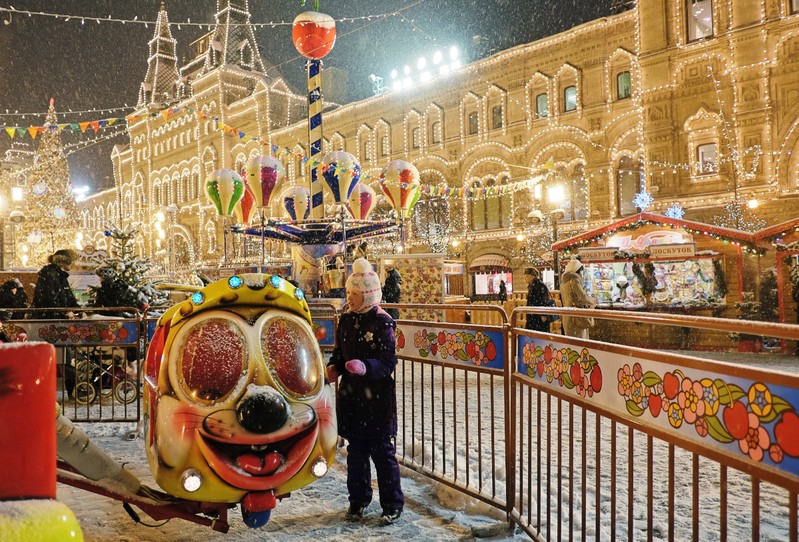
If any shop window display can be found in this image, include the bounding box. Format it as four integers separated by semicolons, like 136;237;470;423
583;257;726;309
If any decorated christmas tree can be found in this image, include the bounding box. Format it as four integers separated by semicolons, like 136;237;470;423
19;99;81;267
87;224;168;309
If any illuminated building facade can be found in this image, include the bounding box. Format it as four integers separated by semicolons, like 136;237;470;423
79;0;799;278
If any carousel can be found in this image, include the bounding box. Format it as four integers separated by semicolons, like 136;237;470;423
203;11;421;300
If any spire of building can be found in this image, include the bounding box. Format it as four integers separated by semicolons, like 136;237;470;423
138;2;183;107
205;0;266;74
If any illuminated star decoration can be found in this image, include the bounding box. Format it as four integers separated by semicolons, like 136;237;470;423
664;204;685;220
364;331;374;342
632;189;654;212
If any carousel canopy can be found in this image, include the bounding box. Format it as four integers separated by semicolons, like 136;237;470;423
233;218;398;245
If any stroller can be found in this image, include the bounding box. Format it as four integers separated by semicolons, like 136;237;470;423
70;346;139;405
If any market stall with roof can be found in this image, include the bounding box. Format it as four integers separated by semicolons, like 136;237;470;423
551;212;766;350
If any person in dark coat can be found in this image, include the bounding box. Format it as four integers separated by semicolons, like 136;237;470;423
525;268;551;332
92;267;143;317
326;257;404;522
32;249;80;319
498;279;507;302
381;268;402;320
0;278;29;319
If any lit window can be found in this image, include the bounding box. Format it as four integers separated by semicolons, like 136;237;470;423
412;127;421;149
564;86;577;112
536;93;549;118
431;121;442;144
617;71;631;100
381;135;389;156
697;143;718;174
616;156;642;217
687;0;713;41
492;105;503;129
468;112;479;135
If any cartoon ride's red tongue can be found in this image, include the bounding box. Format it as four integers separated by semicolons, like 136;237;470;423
237;452;284;475
242;490;277;513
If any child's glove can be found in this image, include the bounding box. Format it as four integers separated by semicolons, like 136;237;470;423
326;365;340;382
345;359;366;375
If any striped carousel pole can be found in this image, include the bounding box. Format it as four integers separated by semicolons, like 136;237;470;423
307;59;324;220
292;10;336;221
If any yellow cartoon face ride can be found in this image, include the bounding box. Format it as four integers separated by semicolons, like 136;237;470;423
143;274;337;528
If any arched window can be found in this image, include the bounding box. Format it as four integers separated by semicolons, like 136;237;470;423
564;86;577;112
431;121;442;144
380;135;390;157
412;127;421;149
616;156;643;217
686;0;713;41
536;93;549;118
470;178;511;231
468;112;479;135
491;105;503;129
571;164;588;220
617;71;631;100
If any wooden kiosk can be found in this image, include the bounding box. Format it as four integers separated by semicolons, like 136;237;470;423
551;213;765;350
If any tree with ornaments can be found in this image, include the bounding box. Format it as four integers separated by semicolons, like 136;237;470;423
18;99;82;267
87;224;167;313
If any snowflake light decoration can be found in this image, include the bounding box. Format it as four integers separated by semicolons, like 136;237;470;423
632;189;654;212
664;204;685;219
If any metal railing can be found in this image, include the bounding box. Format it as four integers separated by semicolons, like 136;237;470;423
9;301;799;539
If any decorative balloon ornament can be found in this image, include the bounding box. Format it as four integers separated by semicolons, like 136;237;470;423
205;169;245;218
321;151;361;205
233;179;256;225
347;182;376;220
380;160;421;220
245;155;286;212
380;160;421;253
291;11;336;60
283;186;312;222
144;274;337;529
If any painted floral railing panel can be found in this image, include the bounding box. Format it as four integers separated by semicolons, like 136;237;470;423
396;323;504;371
515;335;799;478
5;321;139;346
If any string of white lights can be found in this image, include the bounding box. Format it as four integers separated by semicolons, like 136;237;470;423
0;5;402;29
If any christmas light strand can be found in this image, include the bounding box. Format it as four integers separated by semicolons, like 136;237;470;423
0;5;403;29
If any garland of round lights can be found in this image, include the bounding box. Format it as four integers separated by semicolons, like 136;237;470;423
0;5;401;29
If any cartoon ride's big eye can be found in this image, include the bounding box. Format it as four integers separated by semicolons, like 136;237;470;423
261;316;321;398
178;318;248;404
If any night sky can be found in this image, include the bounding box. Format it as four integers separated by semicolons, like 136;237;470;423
0;0;616;193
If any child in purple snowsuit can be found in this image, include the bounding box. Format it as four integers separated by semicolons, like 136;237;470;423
326;257;404;522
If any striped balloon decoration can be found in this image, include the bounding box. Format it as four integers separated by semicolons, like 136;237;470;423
205;168;245;217
321;151;361;205
347;182;376;220
379;160;421;219
245;155;286;211
283;186;311;222
233;176;256;225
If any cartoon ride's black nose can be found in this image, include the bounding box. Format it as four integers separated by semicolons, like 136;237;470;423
236;392;289;434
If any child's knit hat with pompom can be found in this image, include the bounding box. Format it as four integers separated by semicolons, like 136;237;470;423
346;258;382;313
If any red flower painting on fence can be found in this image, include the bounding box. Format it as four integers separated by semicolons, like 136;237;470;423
617;364;798;464
520;341;602;397
410;328;497;366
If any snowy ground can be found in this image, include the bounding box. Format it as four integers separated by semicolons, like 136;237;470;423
55;349;798;541
57;422;526;541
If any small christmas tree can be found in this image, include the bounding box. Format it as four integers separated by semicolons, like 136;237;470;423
758;268;779;322
88;224;167;309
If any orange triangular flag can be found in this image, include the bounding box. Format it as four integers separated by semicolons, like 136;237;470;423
28;127;39;139
90;121;100;133
79;122;90;133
